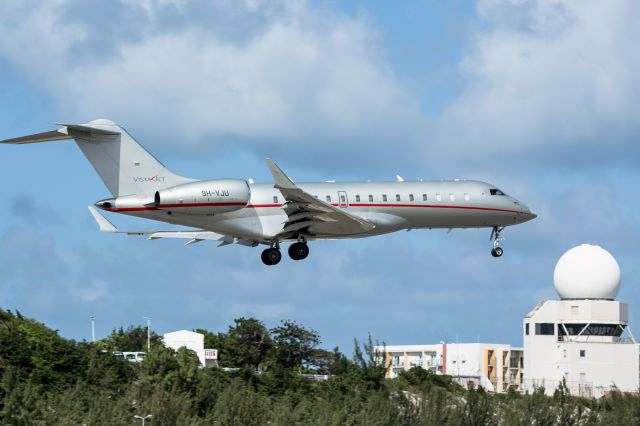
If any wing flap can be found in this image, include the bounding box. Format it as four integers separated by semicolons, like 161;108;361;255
266;159;375;238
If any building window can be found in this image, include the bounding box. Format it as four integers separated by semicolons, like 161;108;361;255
396;194;400;202
326;195;331;203
535;323;555;335
580;350;586;358
369;194;373;202
273;196;279;203
355;195;361;202
382;194;387;202
422;194;427;201
409;194;414;201
525;323;529;335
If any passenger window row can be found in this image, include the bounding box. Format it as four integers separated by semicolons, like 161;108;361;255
307;193;471;204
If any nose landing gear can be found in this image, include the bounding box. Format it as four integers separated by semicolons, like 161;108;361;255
490;226;505;257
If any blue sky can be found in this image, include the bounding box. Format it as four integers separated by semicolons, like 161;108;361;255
1;0;639;352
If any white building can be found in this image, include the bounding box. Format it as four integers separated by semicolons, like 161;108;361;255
380;343;524;393
163;330;218;367
523;244;640;398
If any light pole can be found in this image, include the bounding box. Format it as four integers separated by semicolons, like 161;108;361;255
134;414;152;425
143;316;151;352
90;315;95;343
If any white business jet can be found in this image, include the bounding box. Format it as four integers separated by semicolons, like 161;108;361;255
2;119;537;265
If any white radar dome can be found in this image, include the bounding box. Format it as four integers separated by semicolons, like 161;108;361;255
553;244;620;300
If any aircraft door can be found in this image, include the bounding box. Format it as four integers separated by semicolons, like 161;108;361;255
338;190;348;208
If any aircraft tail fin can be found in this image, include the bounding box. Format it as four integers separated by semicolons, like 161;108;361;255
2;119;193;197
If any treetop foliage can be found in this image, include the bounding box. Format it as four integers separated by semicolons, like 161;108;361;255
1;307;638;424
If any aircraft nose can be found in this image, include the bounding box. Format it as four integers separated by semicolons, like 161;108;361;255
521;204;537;220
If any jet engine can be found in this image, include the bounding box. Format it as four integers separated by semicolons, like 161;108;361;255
154;179;250;214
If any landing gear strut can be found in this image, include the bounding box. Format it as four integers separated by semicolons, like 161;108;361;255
288;241;309;261
490;226;505;258
261;244;282;266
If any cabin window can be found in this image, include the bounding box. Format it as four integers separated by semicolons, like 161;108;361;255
580;350;586;358
340;195;346;203
409;194;414;202
355;195;361;202
449;193;455;201
273;196;279;203
422;194;427;201
396;194;400;202
436;193;441;202
464;193;469;201
326;195;331;203
382;194;388;202
369;195;373;202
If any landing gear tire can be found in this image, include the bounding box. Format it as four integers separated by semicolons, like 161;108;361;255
288;242;309;261
490;226;505;258
261;248;282;265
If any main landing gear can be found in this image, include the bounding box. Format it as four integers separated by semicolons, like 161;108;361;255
288;241;309;261
261;247;282;265
261;241;310;265
490;226;505;258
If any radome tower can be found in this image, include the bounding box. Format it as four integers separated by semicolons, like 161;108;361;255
523;244;639;398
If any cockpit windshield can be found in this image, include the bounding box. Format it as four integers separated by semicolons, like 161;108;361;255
489;189;506;196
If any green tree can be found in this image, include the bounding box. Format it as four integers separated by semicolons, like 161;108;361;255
223;318;273;369
352;335;387;392
100;325;162;352
270;320;320;371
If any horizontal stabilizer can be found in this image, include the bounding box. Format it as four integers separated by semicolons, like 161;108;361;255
2;122;120;145
59;124;121;136
1;129;71;144
87;207;255;246
88;206;118;232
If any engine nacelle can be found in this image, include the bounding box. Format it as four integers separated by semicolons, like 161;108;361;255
154;179;250;214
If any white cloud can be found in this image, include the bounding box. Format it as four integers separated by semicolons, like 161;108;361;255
0;0;422;164
434;0;640;167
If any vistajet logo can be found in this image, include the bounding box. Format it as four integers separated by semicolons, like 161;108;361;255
133;175;166;183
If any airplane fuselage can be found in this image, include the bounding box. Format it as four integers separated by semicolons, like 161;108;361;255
99;180;535;242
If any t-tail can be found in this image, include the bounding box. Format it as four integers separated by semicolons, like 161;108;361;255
1;118;193;196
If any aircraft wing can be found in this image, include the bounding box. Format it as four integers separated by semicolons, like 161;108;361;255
88;206;258;247
266;159;375;238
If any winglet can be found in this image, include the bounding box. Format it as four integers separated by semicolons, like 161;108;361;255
266;159;296;190
88;206;118;232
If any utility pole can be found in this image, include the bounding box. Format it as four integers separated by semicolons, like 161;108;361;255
90;315;95;343
143;316;152;352
134;414;152;425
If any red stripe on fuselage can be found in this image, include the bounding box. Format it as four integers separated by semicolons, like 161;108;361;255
105;202;526;215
